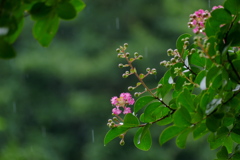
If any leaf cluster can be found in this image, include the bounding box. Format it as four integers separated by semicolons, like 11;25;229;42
0;0;85;58
105;0;240;159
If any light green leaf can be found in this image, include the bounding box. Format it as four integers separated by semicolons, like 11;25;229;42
193;123;208;140
176;33;192;56
104;126;129;146
176;128;191;149
33;13;59;47
123;113;140;127
176;89;195;112
159;125;185;145
173;106;191;127
134;124;152;151
70;0;86;12
134;96;155;113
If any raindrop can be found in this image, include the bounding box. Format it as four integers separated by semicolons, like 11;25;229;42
116;17;120;30
92;129;95;143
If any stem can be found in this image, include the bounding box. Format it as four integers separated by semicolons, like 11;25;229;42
124;53;173;111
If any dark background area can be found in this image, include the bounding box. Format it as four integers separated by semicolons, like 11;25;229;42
0;0;224;159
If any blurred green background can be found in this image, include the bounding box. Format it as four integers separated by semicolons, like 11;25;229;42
0;0;224;159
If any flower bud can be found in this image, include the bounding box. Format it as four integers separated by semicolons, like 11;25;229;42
134;92;140;97
122;74;128;78
108;119;113;123
167;49;173;56
157;84;163;88
125;52;130;57
120;139;125;146
116;48;121;53
113;117;118;121
151;68;157;75
184;41;189;46
117;53;123;58
160;60;167;66
124;43;128;48
128;86;134;91
134;52;139;57
138;55;143;60
146;67;151;72
118;63;124;68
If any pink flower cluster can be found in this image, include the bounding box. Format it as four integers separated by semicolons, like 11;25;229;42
188;6;223;35
111;92;135;115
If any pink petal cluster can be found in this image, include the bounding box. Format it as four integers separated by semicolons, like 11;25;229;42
188;6;223;35
188;9;210;35
110;92;135;115
212;5;223;10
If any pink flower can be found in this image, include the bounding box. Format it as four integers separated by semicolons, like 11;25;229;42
110;92;134;115
111;96;118;105
188;9;210;35
112;107;122;115
212;5;223;11
123;107;131;114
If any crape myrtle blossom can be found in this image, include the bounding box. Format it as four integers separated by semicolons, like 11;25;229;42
188;5;223;35
111;92;135;115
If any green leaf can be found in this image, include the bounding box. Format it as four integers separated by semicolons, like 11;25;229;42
123;113;140;127
33;13;59;46
176;128;191;149
231;132;240;144
173;106;191;127
189;52;205;68
143;102;165;122
208;133;223;150
57;2;77;20
157;70;173;98
70;0;86;12
134;96;155;113
224;0;240;15
30;2;53;20
104;126;129;146
176;89;195;112
156;116;173;126
224;136;233;153
193;123;208;140
217;146;228;160
211;9;232;24
0;40;16;59
206;113;223;132
159;125;185;145
134;124;152;151
176;33;192;56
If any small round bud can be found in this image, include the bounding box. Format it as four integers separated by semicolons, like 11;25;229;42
134;52;139;57
122;74;128;78
167;49;173;56
108;119;113;123
116;48;121;53
170;58;176;63
134;92;140;97
151;68;157;75
128;86;134;91
113;117;118;121
157;84;163;88
138;55;143;60
160;60;167;66
124;43;128;48
125;71;129;75
146;68;151;72
118;63;124;68
120;139;125;146
184;41;189;46
125;52;130;57
117;53;123;58
190;48;196;54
